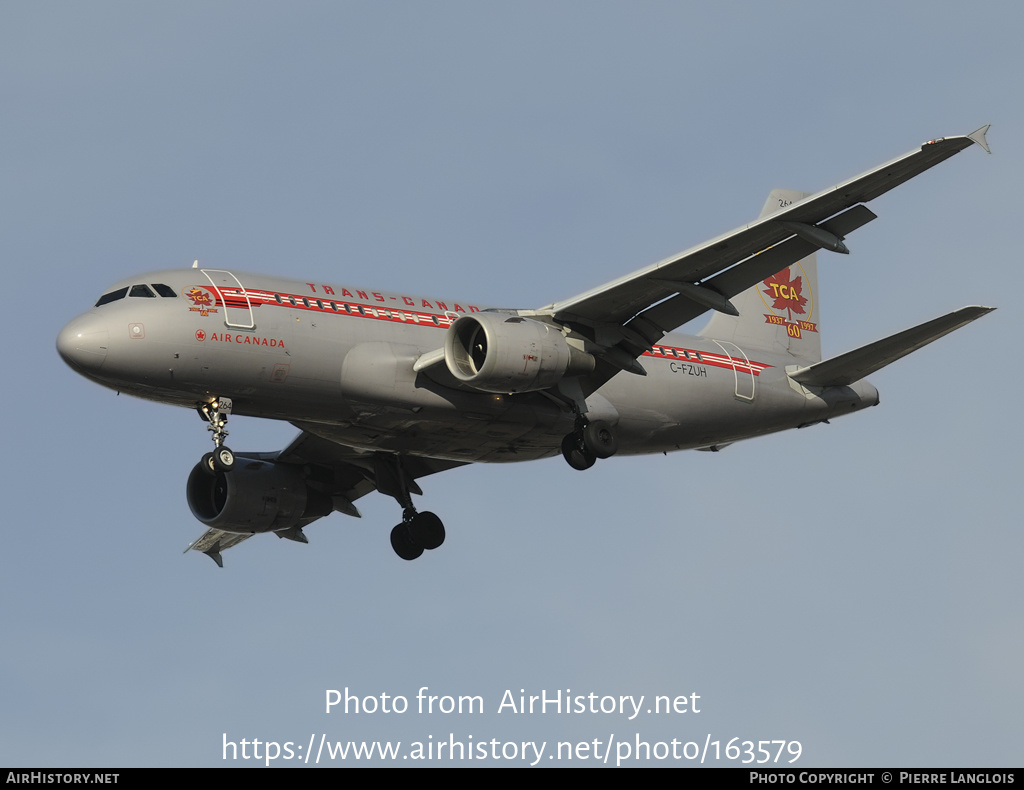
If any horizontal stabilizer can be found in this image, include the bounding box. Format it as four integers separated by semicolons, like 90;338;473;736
789;306;994;387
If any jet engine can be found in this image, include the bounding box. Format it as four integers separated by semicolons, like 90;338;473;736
443;313;594;393
186;458;332;534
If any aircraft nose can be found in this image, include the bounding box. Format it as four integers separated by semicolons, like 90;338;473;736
57;314;109;373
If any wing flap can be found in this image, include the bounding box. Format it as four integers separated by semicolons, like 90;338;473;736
789;306;994;387
631;235;820;335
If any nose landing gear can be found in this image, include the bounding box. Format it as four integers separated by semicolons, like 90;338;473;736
197;398;235;474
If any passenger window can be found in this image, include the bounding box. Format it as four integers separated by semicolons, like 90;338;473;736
152;283;177;298
95;287;128;307
130;284;156;298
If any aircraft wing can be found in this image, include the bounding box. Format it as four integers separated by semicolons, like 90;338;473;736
276;427;468;508
184;529;254;566
525;126;990;385
186;429;467;566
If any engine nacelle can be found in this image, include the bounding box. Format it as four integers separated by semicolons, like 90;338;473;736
186;458;331;534
443;313;594;393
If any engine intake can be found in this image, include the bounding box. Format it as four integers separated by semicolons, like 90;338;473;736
444;313;594;393
186;458;331;534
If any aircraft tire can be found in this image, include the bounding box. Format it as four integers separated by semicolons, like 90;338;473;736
391;524;424;561
561;433;596;471
409;512;445;550
213;446;236;472
583;420;618;459
200;452;217;477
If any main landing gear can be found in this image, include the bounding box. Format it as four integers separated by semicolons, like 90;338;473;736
390;510;446;561
561;418;618;471
197;398;236;475
376;454;446;561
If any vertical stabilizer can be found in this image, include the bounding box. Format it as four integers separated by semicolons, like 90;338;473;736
699;189;822;363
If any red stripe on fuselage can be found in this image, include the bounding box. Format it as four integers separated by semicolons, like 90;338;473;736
213;287;772;376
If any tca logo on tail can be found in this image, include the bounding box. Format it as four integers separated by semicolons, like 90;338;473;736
761;265;817;338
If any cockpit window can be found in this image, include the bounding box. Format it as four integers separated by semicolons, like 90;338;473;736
129;284;156;298
95;287;128;307
152;283;177;297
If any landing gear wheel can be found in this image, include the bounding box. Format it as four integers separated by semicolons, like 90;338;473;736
583;420;618;459
212;446;235;472
390;524;424;561
408;511;445;550
197;398;233;471
562;433;596;471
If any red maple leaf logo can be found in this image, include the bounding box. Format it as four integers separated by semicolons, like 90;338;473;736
763;268;807;321
186;287;213;307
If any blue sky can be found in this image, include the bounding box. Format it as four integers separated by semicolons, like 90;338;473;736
2;1;1021;767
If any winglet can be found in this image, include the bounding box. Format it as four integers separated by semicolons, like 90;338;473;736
185;528;252;566
204;547;224;568
968;124;992;154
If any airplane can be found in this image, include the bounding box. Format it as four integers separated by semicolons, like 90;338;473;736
57;126;994;566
